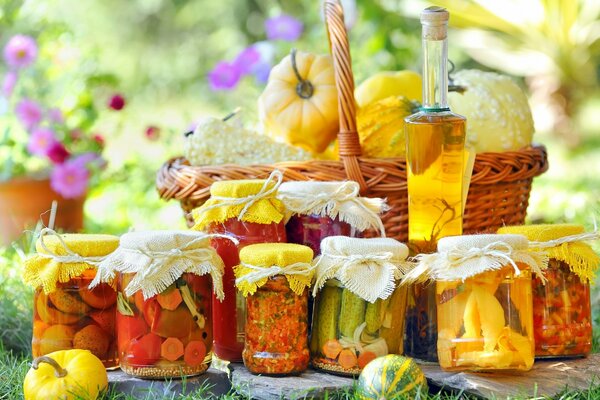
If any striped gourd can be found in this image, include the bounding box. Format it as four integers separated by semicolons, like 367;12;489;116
356;355;427;399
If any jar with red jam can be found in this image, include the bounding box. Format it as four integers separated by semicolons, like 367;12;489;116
23;230;120;369
498;224;599;358
277;181;387;255
235;243;314;375
192;171;287;362
91;231;226;378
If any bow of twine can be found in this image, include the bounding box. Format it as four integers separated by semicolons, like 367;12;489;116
445;241;523;277
36;228;106;266
528;230;600;249
196;169;283;221
235;261;315;285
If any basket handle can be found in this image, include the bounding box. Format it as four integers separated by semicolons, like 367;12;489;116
324;0;368;192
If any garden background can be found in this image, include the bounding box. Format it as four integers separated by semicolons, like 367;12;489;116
1;0;600;398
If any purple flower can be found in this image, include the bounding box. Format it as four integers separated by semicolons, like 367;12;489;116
72;152;106;170
2;71;18;98
50;159;89;199
234;47;261;75
27;127;57;156
46;141;70;164
207;61;242;91
48;108;64;124
265;14;303;41
3;35;38;69
251;61;272;84
15;98;43;130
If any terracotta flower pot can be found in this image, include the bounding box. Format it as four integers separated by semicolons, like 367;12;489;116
0;177;85;246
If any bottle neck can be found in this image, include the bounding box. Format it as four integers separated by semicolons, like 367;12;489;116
422;36;449;112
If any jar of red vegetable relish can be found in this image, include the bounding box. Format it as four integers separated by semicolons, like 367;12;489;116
192;171;287;362
277;181;388;255
90;231;226;378
498;224;600;358
23;230;120;369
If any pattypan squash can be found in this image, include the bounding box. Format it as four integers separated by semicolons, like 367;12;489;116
23;349;108;400
258;49;339;154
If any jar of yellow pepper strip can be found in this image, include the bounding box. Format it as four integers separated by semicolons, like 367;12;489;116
404;234;548;371
498;224;599;358
23;229;119;369
234;243;314;375
311;237;410;376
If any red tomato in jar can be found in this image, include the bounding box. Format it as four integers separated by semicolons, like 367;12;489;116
126;333;162;365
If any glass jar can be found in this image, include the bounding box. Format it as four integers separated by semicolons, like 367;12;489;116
404;282;438;362
310;281;409;376
533;259;592;358
209;218;286;362
436;266;534;371
32;269;118;369
286;214;356;255
244;275;309;375
117;272;213;378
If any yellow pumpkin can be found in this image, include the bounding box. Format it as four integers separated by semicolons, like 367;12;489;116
258;49;339;154
23;349;108;400
355;70;422;108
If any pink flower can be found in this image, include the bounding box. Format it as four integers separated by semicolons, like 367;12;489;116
69;129;83;142
50;159;89;199
2;71;18;98
145;125;160;141
3;35;37;69
48;108;64;124
15;98;43;130
207;61;241;91
27;127;56;156
234;47;261;75
46;141;70;164
108;94;125;110
93;133;105;147
265;14;303;41
72;152;106;170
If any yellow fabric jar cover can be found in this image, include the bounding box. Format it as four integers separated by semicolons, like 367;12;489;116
498;224;600;283
23;229;119;294
234;243;314;296
192;170;286;231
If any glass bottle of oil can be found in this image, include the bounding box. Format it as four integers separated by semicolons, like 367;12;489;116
403;6;467;362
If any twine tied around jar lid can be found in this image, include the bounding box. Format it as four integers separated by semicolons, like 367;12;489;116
403;234;549;284
192;170;286;231
313;237;410;303
277;180;388;236
234;243;315;296
22;228;119;294
90;230;236;300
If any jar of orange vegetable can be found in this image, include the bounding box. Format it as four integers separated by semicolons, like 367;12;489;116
192;170;287;362
90;231;226;378
498;224;599;358
405;234;547;372
23;229;120;369
310;237;410;376
234;243;314;375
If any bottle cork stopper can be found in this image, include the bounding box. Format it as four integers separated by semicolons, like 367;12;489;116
421;6;449;40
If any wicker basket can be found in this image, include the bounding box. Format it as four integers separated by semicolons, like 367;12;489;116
156;0;548;243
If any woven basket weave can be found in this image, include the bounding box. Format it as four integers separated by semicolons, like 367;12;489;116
156;0;548;242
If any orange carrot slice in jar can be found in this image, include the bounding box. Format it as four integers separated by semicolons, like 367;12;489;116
357;351;377;369
184;340;207;367
338;349;358;369
161;337;184;361
322;339;343;359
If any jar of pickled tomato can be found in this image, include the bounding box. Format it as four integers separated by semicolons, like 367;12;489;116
235;243;314;375
310;237;410;376
23;230;120;369
192;171;287;362
498;224;599;358
90;230;226;378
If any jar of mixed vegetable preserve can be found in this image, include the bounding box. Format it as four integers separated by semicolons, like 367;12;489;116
235;243;314;375
277;181;388;255
498;224;599;358
310;237;410;376
23;229;120;369
192;171;287;362
90;231;226;378
406;234;544;372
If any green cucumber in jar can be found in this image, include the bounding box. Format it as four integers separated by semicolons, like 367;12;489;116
315;283;343;351
338;289;367;339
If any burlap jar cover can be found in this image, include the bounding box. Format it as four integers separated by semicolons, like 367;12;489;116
277;181;388;235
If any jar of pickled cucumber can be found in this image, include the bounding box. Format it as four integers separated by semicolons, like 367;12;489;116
277;181;388;255
310;237;410;376
235;243;314;375
406;234;546;372
192;171;287;362
90;231;226;379
23;229;120;369
498;224;599;358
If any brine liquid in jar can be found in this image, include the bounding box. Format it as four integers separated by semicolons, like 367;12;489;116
209;218;286;362
286;214;356;255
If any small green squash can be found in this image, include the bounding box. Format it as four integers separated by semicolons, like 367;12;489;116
356;355;427;399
